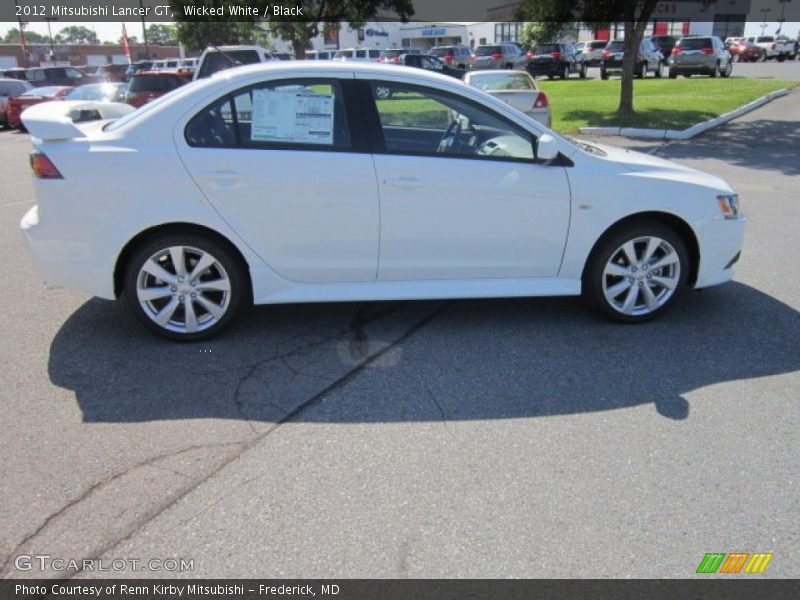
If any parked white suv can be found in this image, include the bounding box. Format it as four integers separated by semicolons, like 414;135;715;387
333;48;382;62
744;36;793;61
194;45;274;80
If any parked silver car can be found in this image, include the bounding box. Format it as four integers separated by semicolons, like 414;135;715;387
464;70;551;127
668;36;733;78
469;43;527;70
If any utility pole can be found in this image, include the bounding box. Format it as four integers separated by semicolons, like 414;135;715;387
44;17;57;64
14;0;27;67
139;0;150;59
759;9;771;35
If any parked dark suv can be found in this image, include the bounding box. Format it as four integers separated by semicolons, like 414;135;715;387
25;66;94;87
429;45;471;69
526;43;587;79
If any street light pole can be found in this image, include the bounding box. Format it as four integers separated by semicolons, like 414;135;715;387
44;17;57;64
139;0;150;59
14;0;27;67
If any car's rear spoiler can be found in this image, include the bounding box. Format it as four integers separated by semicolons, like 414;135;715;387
21;100;134;141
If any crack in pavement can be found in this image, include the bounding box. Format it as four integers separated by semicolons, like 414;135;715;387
4;302;448;580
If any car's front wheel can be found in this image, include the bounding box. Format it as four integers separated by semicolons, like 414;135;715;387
583;222;689;323
124;233;247;341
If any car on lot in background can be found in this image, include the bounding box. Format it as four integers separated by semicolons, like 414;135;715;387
395;54;465;78
94;64;128;82
20;62;745;340
429;45;472;69
470;43;527;70
525;43;587;79
600;38;663;79
726;38;764;62
333;47;382;62
304;50;335;60
61;83;130;123
744;35;792;61
7;86;72;129
125;71;192;108
378;48;422;64
669;36;732;78
272;53;295;61
464;70;550;127
649;35;681;64
0;78;34;127
194;45;274;80
580;40;610;66
775;36;798;60
25;66;92;87
125;61;154;79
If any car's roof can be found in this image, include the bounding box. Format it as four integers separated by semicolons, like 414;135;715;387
210;60;464;83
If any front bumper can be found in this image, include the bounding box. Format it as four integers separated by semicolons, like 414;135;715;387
694;215;746;289
21;205;116;299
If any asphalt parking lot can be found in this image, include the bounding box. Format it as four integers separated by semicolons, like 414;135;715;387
0;83;798;579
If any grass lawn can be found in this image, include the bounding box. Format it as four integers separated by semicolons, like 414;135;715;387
536;76;798;134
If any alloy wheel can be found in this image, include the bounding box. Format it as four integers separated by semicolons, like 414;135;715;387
136;245;231;334
601;236;681;317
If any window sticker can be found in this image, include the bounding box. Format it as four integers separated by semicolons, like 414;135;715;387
251;89;334;145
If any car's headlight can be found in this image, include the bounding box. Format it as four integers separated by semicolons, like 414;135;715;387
717;194;740;219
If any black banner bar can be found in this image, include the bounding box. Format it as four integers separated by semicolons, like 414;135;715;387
2;580;800;600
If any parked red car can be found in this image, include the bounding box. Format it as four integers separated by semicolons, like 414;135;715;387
727;39;764;62
125;71;192;108
6;86;72;129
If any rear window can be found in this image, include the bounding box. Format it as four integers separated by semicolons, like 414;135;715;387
757;36;774;43
429;47;453;57
606;41;624;51
535;44;560;54
475;45;502;56
470;72;534;91
679;38;712;50
197;50;261;79
129;75;183;93
589;41;608;49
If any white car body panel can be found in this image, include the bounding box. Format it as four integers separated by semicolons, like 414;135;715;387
20;62;745;308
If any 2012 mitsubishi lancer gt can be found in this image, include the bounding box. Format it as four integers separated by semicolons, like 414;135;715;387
20;62;745;341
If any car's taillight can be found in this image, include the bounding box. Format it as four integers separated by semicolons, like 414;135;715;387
533;92;549;109
602;49;611;57
444;54;454;61
671;47;682;55
30;150;62;179
469;54;476;61
491;52;502;60
526;50;534;59
391;56;400;63
702;47;714;55
550;51;562;59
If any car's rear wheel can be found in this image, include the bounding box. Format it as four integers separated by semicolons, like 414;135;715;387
124;234;247;341
668;69;678;78
583;222;688;323
721;61;733;77
654;62;663;78
562;64;570;79
710;62;720;77
579;63;587;78
600;68;609;80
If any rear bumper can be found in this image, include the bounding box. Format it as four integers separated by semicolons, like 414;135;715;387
20;205;115;299
526;62;563;76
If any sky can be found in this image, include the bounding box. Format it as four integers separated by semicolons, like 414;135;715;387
1;20;799;44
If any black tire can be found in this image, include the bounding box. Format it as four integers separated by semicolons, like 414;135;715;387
579;63;587;79
721;61;732;78
123;232;248;341
583;220;689;323
710;62;720;77
654;62;663;78
636;63;644;78
668;69;678;79
505;63;513;70
685;73;692;78
600;69;609;80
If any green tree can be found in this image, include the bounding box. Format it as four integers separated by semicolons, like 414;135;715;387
54;25;99;45
146;24;179;45
518;22;563;49
119;35;140;45
173;21;269;51
515;0;698;116
3;27;49;44
170;0;414;58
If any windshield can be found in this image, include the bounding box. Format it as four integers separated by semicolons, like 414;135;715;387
470;72;534;91
22;86;61;96
475;46;502;56
66;83;125;101
429;48;452;57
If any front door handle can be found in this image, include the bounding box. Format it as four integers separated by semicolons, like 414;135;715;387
383;177;423;189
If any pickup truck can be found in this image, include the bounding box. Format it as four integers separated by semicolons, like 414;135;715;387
745;35;795;61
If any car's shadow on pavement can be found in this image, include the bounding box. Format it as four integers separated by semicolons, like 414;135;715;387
48;282;800;424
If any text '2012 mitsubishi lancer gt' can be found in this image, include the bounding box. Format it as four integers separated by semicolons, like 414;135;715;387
20;62;745;341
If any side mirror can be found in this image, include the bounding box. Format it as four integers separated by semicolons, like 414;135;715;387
536;133;559;161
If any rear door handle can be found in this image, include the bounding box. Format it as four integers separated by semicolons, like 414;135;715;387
383;177;423;189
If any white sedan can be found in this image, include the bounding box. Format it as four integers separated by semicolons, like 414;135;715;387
20;62;745;341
